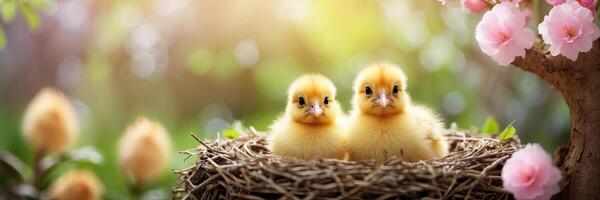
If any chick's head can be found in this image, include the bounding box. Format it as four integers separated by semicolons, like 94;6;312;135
286;74;340;124
353;62;409;116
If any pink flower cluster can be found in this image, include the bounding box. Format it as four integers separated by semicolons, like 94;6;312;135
502;144;562;200
441;0;600;64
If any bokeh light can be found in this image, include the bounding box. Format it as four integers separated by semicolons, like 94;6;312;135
0;0;570;197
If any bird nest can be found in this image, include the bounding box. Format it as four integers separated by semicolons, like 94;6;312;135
172;129;521;199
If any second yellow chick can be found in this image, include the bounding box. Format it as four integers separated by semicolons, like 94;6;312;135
346;62;448;163
268;74;345;160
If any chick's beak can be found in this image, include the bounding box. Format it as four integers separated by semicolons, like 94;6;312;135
374;92;389;107
307;101;323;117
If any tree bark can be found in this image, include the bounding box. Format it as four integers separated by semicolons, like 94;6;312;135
512;40;600;199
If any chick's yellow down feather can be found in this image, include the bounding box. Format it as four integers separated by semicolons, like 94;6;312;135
346;62;448;163
268;74;346;160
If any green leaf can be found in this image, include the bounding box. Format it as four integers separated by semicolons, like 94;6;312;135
0;150;29;182
481;116;500;135
499;121;517;142
39;154;100;190
221;120;248;139
0;26;5;51
33;147;103;189
1;0;17;22
19;4;40;30
222;128;240;139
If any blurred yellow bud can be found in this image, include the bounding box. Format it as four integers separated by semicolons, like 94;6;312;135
49;170;103;200
118;117;172;184
22;87;79;154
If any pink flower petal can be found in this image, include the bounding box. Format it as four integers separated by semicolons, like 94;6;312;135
492;48;516;65
572;35;593;52
514;28;536;48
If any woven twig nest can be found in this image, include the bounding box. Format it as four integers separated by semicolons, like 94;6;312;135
172;130;521;199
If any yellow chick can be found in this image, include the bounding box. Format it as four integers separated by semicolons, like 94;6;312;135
346;62;448;163
268;74;345;160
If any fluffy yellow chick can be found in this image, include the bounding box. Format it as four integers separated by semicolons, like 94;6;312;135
346;62;448;163
268;74;345;160
48;170;103;200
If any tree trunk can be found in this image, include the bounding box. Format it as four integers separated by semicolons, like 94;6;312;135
512;40;600;199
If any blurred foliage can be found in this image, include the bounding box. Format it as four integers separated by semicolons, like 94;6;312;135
0;0;571;198
481;116;500;135
0;0;49;50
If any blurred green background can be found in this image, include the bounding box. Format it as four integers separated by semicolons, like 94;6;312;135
0;0;569;198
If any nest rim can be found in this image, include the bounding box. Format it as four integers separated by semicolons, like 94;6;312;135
173;129;521;200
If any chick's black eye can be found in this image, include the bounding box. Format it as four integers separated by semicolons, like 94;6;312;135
393;85;399;94
324;96;329;105
298;97;306;106
365;86;373;96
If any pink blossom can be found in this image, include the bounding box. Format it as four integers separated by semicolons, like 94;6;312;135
502;144;562;200
577;0;598;15
577;0;598;8
461;0;487;13
538;1;600;61
546;0;567;5
475;2;535;66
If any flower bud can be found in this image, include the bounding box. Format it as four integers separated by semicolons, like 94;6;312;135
22;87;79;154
49;170;103;200
461;0;487;14
118;117;171;184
